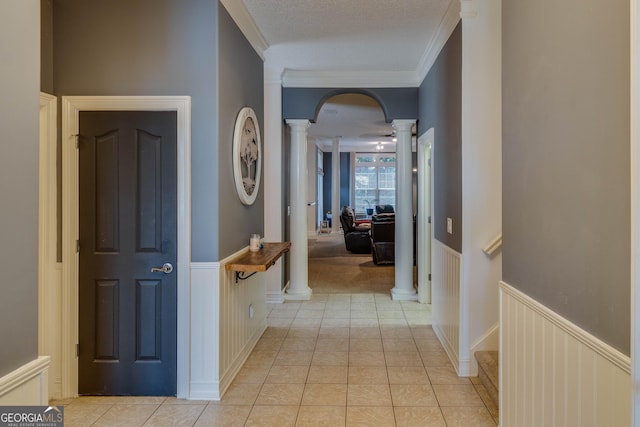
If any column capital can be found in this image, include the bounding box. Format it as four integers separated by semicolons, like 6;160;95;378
392;119;416;132
286;119;310;129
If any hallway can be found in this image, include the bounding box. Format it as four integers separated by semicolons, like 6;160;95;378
52;293;497;426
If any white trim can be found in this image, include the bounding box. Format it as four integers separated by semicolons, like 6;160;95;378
263;65;285;302
282;70;420;88
417;129;433;304
0;357;50;405
416;0;461;84
481;234;502;256
432;240;464;373
38;92;57;400
501;281;630;426
631;0;640;422
219;0;268;60
266;287;286;304
469;322;499;354
61;96;191;398
189;262;219;400
500;281;631;373
460;0;478;19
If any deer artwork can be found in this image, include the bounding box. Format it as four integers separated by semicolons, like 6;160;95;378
240;116;258;195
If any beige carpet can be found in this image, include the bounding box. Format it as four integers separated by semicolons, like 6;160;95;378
308;233;395;294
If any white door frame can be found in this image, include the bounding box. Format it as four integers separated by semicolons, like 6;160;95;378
632;0;640;422
61;96;191;398
417;129;434;304
38;92;59;398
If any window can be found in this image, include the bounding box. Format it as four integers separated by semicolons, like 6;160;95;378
354;154;395;213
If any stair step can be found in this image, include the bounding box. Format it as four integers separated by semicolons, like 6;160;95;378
475;350;499;408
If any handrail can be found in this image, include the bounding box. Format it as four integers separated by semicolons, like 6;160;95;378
482;234;502;257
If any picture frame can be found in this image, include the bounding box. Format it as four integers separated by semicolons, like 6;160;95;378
232;106;262;205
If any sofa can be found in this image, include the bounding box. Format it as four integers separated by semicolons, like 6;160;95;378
339;206;371;254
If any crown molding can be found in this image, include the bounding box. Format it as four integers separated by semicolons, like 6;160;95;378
282;70;420;88
220;0;269;60
416;0;461;84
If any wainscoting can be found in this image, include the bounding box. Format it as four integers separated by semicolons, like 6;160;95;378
432;240;462;373
190;247;267;400
500;281;630;426
0;357;50;405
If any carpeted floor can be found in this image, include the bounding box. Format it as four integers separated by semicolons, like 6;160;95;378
308;233;396;294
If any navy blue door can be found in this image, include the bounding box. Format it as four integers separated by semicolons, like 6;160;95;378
78;111;177;395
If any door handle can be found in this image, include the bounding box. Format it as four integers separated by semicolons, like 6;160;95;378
151;263;173;274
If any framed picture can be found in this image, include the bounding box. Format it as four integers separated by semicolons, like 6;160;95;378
232;107;262;205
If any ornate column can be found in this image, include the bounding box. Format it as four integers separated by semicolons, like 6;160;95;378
331;137;341;232
391;119;418;301
286;119;312;300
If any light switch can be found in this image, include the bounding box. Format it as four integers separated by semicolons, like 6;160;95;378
447;218;453;234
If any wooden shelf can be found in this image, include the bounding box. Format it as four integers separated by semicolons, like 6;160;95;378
225;242;291;273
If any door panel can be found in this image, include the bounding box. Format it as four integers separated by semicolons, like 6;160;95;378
78;111;177;396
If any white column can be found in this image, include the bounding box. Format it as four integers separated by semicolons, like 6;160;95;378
264;65;285;303
331;138;341;232
391;119;418;301
286;119;312;300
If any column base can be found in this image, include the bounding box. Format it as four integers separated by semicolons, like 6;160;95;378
285;286;313;301
390;286;418;301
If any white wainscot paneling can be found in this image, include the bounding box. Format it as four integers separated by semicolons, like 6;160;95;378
432;240;462;372
190;248;267;400
0;357;50;405
500;281;630;427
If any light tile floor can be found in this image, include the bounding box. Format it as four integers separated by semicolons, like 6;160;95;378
52;293;498;426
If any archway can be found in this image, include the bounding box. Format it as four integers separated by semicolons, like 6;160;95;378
282;87;419;301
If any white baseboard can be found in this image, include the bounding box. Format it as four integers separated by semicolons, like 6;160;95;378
0;357;50;405
466;322;500;376
266;287;286;304
218;323;266;398
500;281;630;426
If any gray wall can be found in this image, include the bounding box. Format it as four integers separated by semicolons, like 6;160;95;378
503;0;630;354
418;22;462;252
53;0;262;261
216;5;264;258
41;0;53;94
0;0;40;377
283;88;418;122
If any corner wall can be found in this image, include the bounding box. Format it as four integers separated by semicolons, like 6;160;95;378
217;4;265;259
418;22;462;253
502;0;630;355
0;0;40;380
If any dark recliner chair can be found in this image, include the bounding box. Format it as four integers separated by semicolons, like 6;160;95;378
339;206;371;254
371;214;395;264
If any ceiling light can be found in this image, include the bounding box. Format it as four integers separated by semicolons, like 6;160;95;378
376;143;383;150
392;137;397;142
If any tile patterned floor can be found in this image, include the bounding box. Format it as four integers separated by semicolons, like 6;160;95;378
52;293;498;426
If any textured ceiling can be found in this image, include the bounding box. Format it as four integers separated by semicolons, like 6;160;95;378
243;0;452;72
238;0;452;150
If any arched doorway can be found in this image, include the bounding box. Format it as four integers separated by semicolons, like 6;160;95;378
281;87;421;302
307;93;397;294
